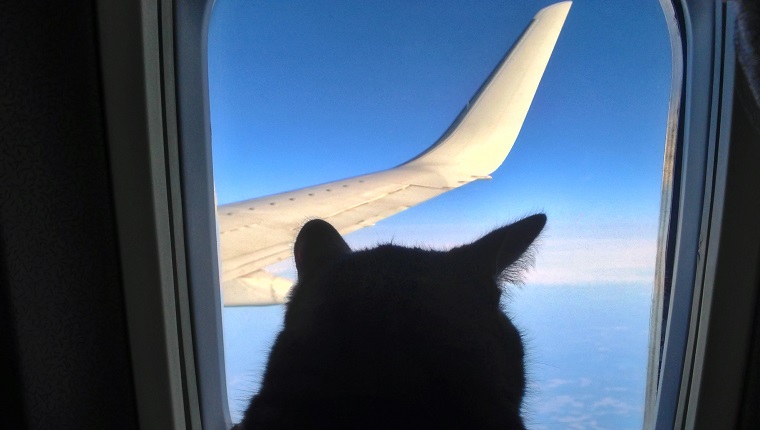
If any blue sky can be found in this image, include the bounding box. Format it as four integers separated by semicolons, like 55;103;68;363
209;0;671;427
209;0;670;284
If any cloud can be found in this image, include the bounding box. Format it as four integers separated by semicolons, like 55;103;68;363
591;396;642;416
527;386;644;428
539;377;592;390
604;386;631;393
561;417;605;430
557;414;593;423
544;378;574;388
344;218;659;286
558;414;607;430
534;395;585;414
524;236;657;285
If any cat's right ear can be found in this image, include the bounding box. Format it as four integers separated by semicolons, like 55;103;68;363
294;219;351;281
467;213;547;281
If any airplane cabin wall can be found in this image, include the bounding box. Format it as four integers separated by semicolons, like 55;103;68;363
733;66;760;430
732;2;760;426
0;2;139;429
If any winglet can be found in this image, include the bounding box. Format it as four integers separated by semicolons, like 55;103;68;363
400;1;572;186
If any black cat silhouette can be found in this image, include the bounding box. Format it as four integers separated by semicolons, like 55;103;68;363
234;214;546;429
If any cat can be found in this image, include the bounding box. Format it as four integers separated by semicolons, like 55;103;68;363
233;214;546;429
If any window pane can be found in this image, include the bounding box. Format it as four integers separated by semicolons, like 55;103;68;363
208;1;671;427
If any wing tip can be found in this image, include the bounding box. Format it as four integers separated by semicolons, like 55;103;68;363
537;1;572;18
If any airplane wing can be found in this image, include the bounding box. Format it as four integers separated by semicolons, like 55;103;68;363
219;1;572;306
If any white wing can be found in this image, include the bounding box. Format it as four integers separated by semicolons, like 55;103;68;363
219;2;572;306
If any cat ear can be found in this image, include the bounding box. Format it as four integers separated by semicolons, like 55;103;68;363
468;214;546;280
294;219;351;281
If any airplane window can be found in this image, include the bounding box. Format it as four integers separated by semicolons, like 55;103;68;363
208;0;671;427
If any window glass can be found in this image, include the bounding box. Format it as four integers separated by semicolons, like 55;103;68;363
208;1;671;427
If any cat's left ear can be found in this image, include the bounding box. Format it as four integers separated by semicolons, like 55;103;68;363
294;219;351;281
468;214;546;280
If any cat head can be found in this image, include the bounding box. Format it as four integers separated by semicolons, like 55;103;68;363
291;213;546;306
246;214;545;428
